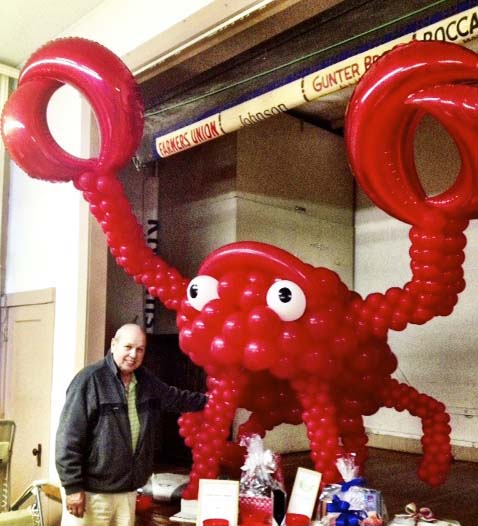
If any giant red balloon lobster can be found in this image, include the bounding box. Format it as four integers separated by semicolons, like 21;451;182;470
2;38;478;496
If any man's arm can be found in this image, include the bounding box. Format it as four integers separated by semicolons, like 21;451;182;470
154;378;207;413
55;372;95;515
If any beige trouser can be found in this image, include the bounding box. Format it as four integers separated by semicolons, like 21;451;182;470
61;489;137;526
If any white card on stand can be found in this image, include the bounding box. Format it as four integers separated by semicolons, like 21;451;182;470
196;479;240;526
287;467;322;519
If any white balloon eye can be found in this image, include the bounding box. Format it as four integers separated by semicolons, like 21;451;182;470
187;275;220;311
266;280;307;321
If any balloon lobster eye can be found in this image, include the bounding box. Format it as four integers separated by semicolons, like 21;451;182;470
187;275;220;311
266;280;307;321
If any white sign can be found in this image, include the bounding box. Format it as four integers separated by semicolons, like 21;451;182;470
287;467;322;519
154;5;478;157
197;479;240;526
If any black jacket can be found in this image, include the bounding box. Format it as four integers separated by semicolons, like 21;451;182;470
55;352;206;494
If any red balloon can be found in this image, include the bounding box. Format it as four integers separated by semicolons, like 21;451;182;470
243;340;277;371
247;306;281;339
1;38;143;182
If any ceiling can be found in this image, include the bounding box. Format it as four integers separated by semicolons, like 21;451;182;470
0;0;105;68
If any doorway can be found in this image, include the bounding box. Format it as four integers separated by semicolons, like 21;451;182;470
144;334;206;468
1;288;55;512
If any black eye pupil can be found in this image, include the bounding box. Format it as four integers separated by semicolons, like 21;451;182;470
190;284;198;299
278;287;292;303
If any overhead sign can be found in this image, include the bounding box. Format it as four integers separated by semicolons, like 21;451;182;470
155;4;478;158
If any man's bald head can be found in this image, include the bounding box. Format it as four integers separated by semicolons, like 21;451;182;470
111;324;147;379
113;323;146;342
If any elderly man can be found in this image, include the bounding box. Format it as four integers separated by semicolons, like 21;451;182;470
56;323;206;526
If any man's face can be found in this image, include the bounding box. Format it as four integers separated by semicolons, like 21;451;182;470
111;325;146;375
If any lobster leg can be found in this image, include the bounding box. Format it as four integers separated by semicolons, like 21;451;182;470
181;372;245;499
292;378;343;484
338;415;369;470
379;378;452;486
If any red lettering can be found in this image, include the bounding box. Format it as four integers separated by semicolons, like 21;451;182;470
157;132;191;156
191;121;220;144
364;54;380;71
312;62;361;92
341;63;360;81
209;121;219;138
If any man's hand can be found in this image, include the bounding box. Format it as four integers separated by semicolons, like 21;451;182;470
66;491;86;518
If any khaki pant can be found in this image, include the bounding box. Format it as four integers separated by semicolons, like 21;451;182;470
61;489;136;526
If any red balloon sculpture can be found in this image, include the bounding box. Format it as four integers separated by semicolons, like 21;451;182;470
2;38;478;496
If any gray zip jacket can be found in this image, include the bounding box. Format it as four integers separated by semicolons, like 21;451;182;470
55;352;206;494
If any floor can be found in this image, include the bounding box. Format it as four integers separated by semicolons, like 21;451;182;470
136;447;478;526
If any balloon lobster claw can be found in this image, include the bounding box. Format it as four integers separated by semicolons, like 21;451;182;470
2;38;478;497
346;40;478;225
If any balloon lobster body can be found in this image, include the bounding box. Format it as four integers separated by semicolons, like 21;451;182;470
2;38;478;496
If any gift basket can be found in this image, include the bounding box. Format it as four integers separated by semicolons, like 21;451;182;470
239;434;286;526
318;454;386;526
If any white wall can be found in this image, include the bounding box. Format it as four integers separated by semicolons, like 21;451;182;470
6;85;89;479
4;0;272;481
